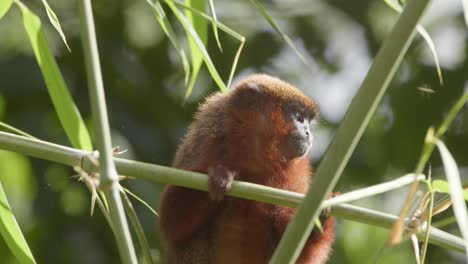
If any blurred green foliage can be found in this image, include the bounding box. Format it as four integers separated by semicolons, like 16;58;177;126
0;0;467;263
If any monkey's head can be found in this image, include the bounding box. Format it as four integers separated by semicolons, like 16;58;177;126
225;74;319;168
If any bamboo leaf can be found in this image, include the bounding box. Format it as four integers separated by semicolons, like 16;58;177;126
18;2;93;151
208;0;222;51
171;0;245;89
184;0;208;98
248;0;312;69
172;1;244;41
165;0;227;92
0;182;36;264
146;0;191;84
226;38;245;89
431;194;453;216
121;190;154;264
435;139;468;259
123;187;159;216
415;25;443;85
0;122;36;139
463;0;468;28
0;0;13;19
433;179;468;201
40;0;71;52
433;180;450;193
384;0;443;85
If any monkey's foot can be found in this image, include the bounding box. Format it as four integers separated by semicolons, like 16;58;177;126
207;165;237;201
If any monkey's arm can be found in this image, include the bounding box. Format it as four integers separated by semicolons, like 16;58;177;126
273;207;335;264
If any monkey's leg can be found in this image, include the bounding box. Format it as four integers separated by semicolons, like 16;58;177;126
159;186;218;246
273;207;335;264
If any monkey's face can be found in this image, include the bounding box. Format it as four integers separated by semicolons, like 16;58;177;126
279;102;318;160
228;78;319;163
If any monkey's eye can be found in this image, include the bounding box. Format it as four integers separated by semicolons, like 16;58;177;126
286;103;309;123
292;111;305;122
284;101;318;126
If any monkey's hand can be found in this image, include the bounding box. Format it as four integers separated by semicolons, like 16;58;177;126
207;165;237;201
321;192;340;218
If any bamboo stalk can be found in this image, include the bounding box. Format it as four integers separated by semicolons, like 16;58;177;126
0;131;464;253
77;0;137;262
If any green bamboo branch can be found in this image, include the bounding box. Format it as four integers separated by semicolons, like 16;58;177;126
271;0;431;262
121;191;154;264
0;131;464;253
331;204;464;253
323;173;425;208
77;0;137;262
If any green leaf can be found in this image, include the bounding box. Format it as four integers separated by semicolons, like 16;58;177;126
0;181;36;264
18;2;93;151
123;187;158;216
248;0;312;70
415;25;443;85
0;122;36;139
435;139;468;257
171;0;245;89
165;0;227;92
146;0;191;84
0;0;13;19
226;38;245;89
184;0;208;98
313;218;323;233
463;0;468;28
433;180;450;194
433;180;468;201
384;0;443;85
40;0;71;52
121;190;154;264
208;0;222;52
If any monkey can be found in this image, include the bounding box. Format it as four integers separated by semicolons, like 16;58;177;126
159;74;335;264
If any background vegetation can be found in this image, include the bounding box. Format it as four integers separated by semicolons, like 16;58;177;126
0;0;467;263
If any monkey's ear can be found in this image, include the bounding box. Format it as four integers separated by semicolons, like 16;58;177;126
230;82;266;109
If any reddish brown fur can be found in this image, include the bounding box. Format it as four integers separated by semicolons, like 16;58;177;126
159;74;334;263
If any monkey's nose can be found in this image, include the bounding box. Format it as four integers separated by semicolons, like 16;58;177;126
282;131;311;160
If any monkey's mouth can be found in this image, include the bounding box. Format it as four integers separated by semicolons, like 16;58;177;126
281;131;312;160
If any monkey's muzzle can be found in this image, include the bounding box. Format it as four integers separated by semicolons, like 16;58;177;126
282;130;312;160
